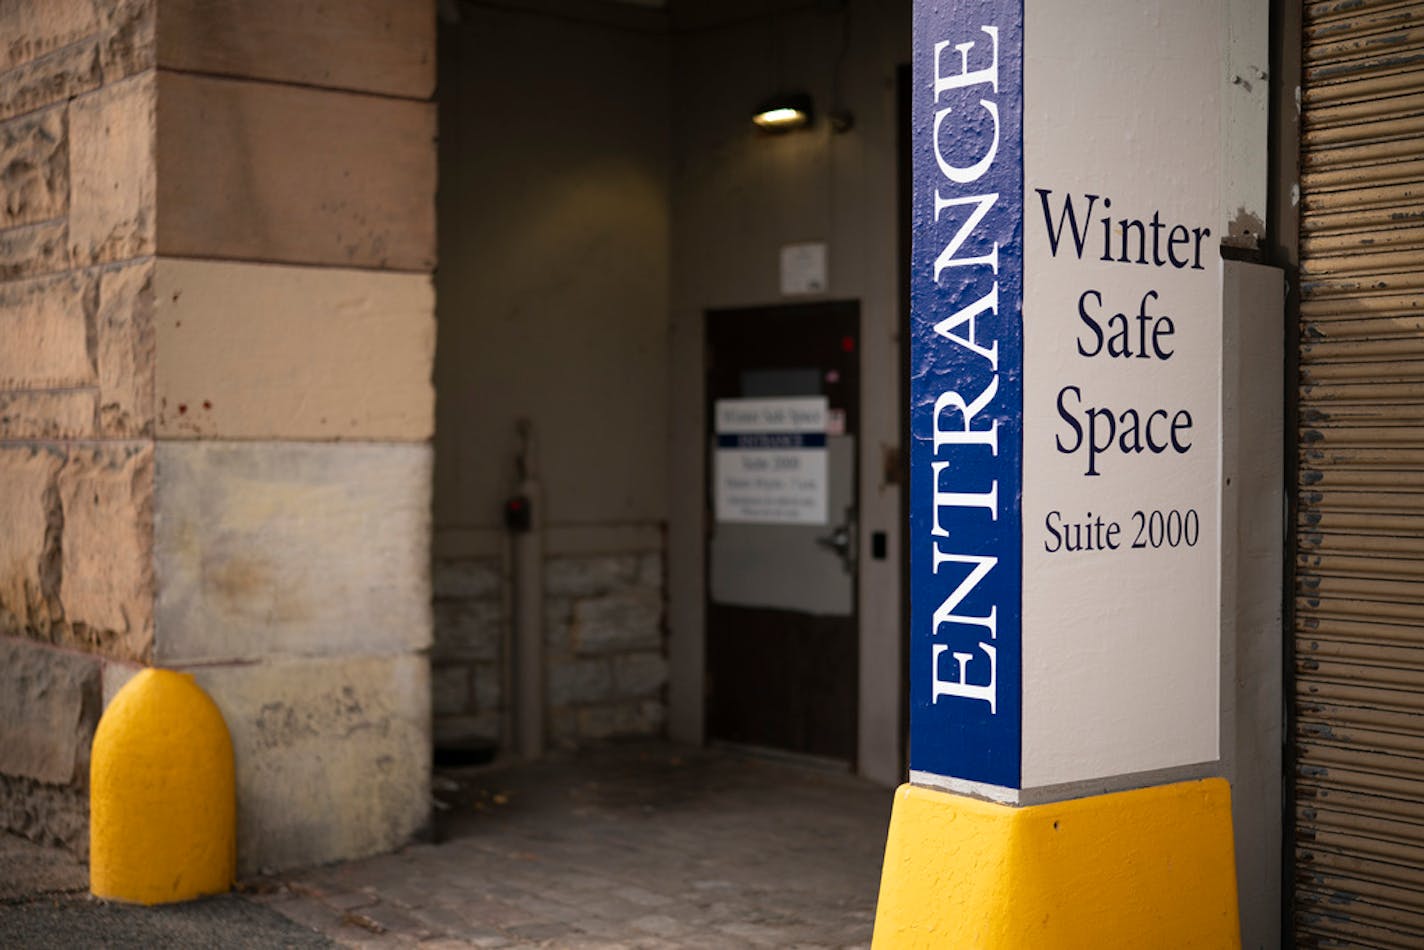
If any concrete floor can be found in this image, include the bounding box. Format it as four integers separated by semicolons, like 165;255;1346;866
2;742;894;948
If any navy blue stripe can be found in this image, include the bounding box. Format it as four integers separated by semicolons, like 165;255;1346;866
716;433;827;449
908;1;1024;789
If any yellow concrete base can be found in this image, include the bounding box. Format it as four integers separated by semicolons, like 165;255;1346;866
90;669;236;905
873;778;1240;949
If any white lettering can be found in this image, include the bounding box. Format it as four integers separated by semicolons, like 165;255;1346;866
932;643;998;712
932;287;1000;371
933;27;1000;96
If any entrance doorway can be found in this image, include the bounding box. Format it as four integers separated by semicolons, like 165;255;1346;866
704;301;861;764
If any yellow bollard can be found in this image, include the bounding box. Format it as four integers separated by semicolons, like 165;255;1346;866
90;669;236;904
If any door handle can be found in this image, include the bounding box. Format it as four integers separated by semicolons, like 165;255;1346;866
815;508;856;574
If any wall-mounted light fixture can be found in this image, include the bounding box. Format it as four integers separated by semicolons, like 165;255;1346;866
753;93;813;131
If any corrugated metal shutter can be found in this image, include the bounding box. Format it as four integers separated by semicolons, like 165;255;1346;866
1295;1;1424;945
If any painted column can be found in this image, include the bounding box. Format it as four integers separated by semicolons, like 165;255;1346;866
875;1;1241;944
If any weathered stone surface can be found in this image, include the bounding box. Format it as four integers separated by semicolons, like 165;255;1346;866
0;771;88;855
154;259;434;440
433;557;502;601
0;39;100;123
0;637;100;785
69;74;154;265
433;599;501;661
432;665;469;717
579;700;664;740
154;441;432;663
0;106;67;229
157;0;435;99
0;271;93;390
97;0;155;83
96;258;155;437
612;652;668;698
544;555;640;599
549;657;614;706
472;662;499;708
433;711;500;746
0;389;94;440
156;72;434;270
101;657;140;709
57;442;154;661
636;552;663;589
0;0;98;73
189;653;430;874
543;595;572;649
0;445;62;636
572;589;662;655
0;218;67;280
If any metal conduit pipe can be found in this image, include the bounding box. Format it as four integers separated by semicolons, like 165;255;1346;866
511;419;544;760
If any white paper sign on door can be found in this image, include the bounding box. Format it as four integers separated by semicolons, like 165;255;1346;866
714;397;828;525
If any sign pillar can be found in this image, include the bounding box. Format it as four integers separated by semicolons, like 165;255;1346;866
874;0;1242;944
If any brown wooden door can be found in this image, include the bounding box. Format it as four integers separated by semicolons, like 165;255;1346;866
705;301;859;764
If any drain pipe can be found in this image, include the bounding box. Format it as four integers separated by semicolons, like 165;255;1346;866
508;419;544;760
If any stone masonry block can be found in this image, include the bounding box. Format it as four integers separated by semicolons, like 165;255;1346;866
432;664;469;717
0;771;89;855
612;652;668;698
0;39;100;123
0;271;94;390
0;106;67;229
98;0;156;83
472;666;501;709
0;445;62;636
434;711;500;746
433;557;502;601
636;552;663;589
472;662;500;709
0;637;100;785
572;589;662;655
57;442;154;661
96;258;154;437
154;259;434;441
0;218;68;280
544;595;572;649
578;700;664;740
154;441;432;663
69;73;155;265
548;657;614;706
156;72;434;270
544;555;639;599
0;0;98;73
189;653;430;874
433;599;501;661
157;0;434;99
0;389;96;440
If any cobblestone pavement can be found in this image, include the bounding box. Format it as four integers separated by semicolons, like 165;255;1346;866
254;742;892;948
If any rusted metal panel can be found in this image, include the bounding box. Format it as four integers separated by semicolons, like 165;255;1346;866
1296;8;1424;943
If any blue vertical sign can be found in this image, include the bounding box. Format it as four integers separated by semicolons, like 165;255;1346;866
908;0;1023;788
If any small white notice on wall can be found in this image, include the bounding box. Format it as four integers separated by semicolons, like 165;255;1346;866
715;396;828;525
780;242;828;295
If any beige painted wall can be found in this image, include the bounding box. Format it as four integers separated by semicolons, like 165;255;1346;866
434;4;671;540
666;0;910;785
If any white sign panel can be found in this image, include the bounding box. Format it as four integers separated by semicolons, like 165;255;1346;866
714;397;828;525
1019;0;1223;788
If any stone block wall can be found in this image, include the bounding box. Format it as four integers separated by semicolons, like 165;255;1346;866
0;0;438;873
431;550;668;750
0;0;157;855
432;556;506;746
